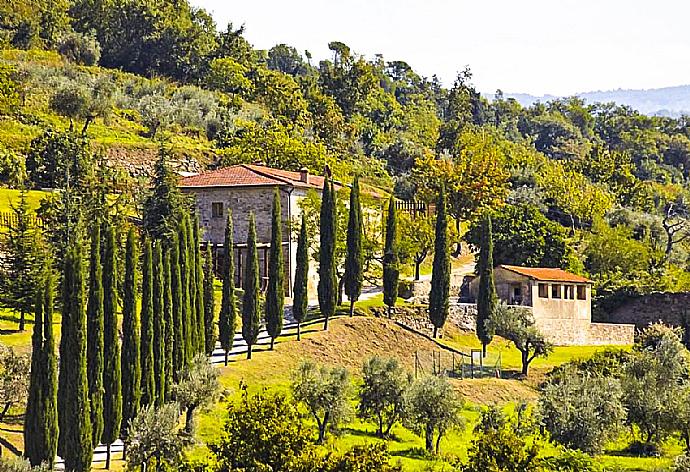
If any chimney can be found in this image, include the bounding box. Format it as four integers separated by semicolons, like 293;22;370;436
300;167;310;184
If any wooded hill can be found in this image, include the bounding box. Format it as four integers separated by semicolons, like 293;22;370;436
2;0;690;312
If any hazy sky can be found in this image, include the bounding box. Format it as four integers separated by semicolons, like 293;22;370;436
190;0;690;96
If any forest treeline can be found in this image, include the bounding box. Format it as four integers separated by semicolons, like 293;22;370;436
3;0;690;310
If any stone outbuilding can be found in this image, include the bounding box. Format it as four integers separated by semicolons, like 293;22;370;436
468;265;634;345
179;164;334;298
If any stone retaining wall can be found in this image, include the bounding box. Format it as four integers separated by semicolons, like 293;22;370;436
607;292;690;329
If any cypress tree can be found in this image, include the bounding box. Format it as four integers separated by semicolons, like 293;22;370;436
265;188;284;350
139;238;156;406
318;178;337;330
152;242;166;406
242;213;261;360
101;224;121;469
58;242;93;472
179;215;193;365
429;186;450;339
25;271;57;468
218;212;237;366
42;270;58;467
120;228;140;440
344;176;363;317
163;248;174;400
476;213;497;357
383;196;399;317
187;216;198;354
203;244;216;356
194;216;206;356
86;225;104;447
171;233;185;377
25;279;45;466
292;213;309;341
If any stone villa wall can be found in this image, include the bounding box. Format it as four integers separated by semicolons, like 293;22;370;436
607;292;690;329
371;303;477;338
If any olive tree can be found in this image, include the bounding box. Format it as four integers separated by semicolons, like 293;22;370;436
404;375;465;454
291;361;352;444
623;323;688;450
357;356;411;438
172;354;219;434
0;345;30;421
539;367;625;453
125;403;188;472
490;303;552;375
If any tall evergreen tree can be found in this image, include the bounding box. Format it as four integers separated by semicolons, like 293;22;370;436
143;147;183;239
120;228;140;440
218;212;237;366
58;242;93;472
171;234;185;377
203;244;216;356
24;270;58;468
194;216;206;356
86;224;104;447
179;215;193;365
101;224;121;469
0;188;42;331
163;248;174;400
242;213;261;360
344;176;363;317
152;242;166;406
292;213;309;341
429;187;450;339
265;188;284;350
383;196;399;317
476;213;497;357
187;216;199;355
139;238;156;406
318;178;337;330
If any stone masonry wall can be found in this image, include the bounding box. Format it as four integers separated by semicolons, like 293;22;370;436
607;292;690;329
587;323;635;345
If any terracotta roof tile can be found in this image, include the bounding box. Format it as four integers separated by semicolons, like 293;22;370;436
499;265;591;283
178;164;321;189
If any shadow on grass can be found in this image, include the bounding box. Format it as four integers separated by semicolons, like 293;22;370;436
1;413;24;427
390;447;429;460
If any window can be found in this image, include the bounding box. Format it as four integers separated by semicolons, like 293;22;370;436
564;285;575;300
577;285;587;300
212;202;224;218
538;283;549;298
551;284;561;299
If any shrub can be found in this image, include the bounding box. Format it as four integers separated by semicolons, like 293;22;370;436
673;452;690;472
0;457;50;472
0;146;26;187
125;402;188;471
57;32;101;66
209;385;310;472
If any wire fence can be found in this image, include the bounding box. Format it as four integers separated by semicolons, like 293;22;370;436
413;349;502;379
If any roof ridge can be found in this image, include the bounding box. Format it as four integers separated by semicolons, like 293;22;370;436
240;164;296;187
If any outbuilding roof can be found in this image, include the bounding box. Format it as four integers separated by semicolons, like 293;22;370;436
499;265;592;284
178;164;330;190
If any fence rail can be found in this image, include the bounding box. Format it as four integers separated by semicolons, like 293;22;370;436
395;200;434;218
0;212;43;230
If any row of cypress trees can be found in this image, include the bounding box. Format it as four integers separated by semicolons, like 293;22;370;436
24;209;214;471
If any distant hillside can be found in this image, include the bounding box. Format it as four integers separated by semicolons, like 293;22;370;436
493;85;690;116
